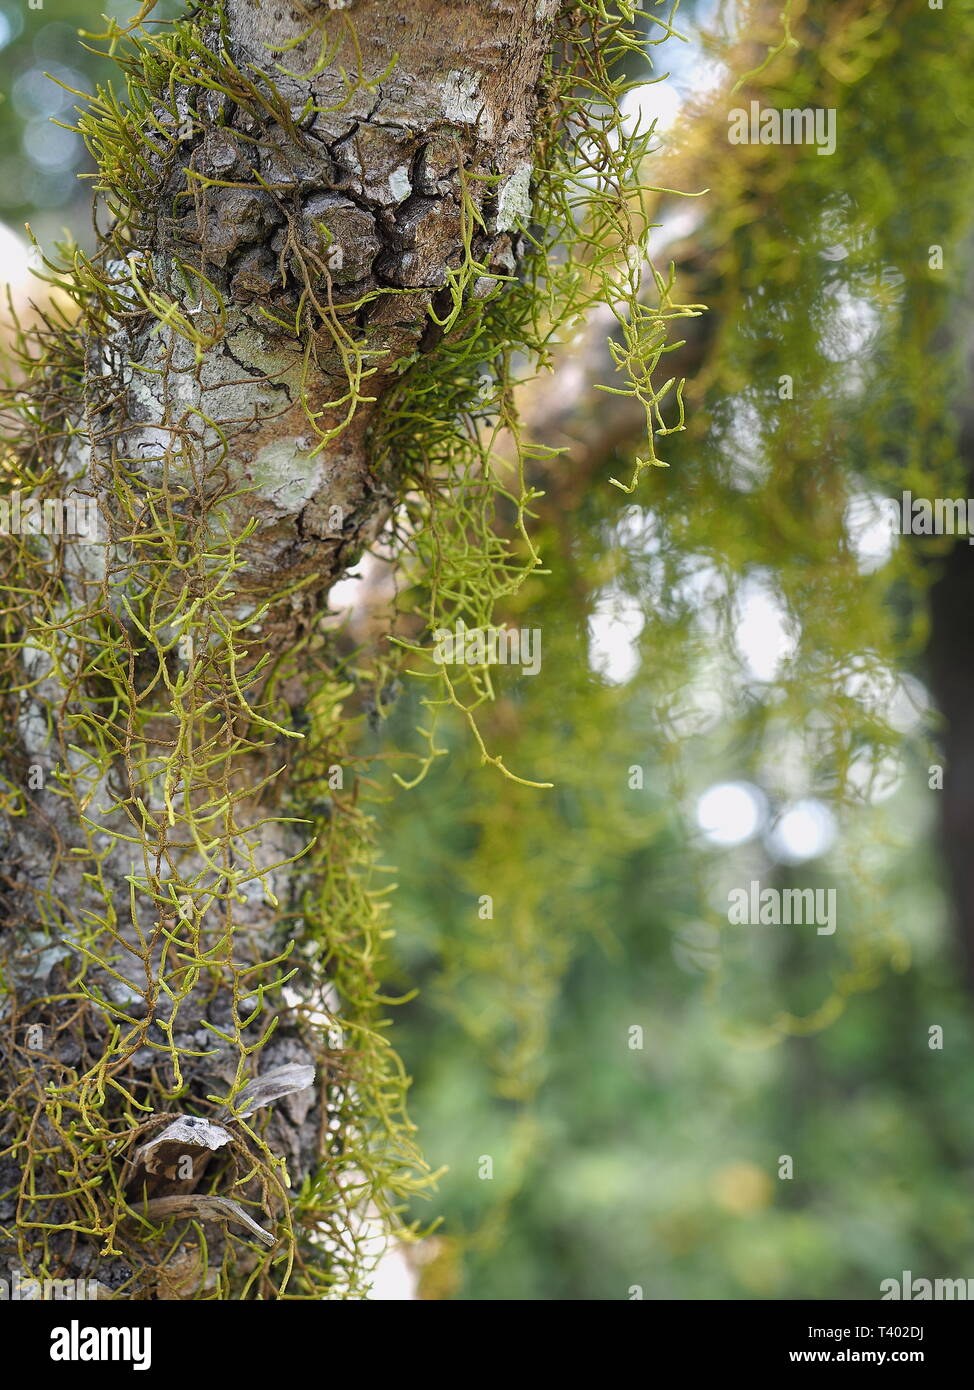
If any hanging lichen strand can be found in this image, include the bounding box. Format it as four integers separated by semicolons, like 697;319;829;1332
0;0;692;1297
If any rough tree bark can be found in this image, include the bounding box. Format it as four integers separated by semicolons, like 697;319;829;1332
0;0;558;1298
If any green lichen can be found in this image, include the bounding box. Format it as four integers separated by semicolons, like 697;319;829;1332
0;0;696;1297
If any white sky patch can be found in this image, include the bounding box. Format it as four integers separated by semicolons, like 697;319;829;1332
719;398;767;490
816;284;881;364
598;505;672;620
846;749;904;804
734;575;797;682
366;1240;417;1300
672;556;726;632
588;586;645;684
656;0;735;108
664;673;726;739
614;503;658;551
766;798;837;864
620;79;681;137
328;561;369;617
611;505;666;596
818;203;855;263
676;53;731;106
841;656;918;729
888;673;932;734
844;488;898;573
652;203;705;258
0;222;31;291
696;780;768;846
610;0;734;150
841;661;931;736
316;1198;417;1300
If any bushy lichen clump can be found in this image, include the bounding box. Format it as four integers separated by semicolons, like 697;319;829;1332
0;0;694;1296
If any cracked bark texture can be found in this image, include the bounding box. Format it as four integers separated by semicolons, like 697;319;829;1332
0;0;557;1295
136;0;559;599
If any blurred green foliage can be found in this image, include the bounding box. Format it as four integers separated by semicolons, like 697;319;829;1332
371;0;974;1300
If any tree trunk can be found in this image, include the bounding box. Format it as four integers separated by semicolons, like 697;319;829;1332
0;0;556;1298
